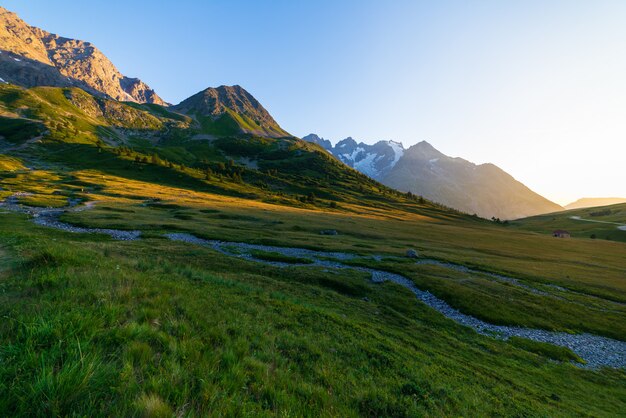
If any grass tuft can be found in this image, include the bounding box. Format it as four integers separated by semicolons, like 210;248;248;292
508;337;585;364
136;393;173;418
250;249;314;264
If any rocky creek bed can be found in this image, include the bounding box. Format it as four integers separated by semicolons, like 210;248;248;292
2;197;625;369
0;195;141;241
165;233;626;369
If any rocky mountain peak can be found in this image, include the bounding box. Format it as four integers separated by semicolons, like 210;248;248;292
0;7;51;65
301;133;333;150
303;134;561;219
172;85;289;138
188;85;273;121
0;6;166;105
405;140;445;160
336;137;358;151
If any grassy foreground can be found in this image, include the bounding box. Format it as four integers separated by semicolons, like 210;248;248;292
1;213;625;417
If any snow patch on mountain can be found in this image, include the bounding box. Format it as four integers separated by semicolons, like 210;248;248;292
340;146;365;163
389;140;404;165
353;152;384;178
303;135;407;181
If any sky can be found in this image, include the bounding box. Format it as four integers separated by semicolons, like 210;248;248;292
4;0;626;205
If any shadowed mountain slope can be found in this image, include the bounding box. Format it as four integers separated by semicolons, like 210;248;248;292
384;141;562;220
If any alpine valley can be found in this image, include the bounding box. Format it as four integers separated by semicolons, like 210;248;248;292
0;6;625;417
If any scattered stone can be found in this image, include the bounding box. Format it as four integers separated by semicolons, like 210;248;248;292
320;229;338;235
406;249;419;258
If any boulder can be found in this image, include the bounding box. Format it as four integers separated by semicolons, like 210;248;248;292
320;229;338;236
406;249;419;258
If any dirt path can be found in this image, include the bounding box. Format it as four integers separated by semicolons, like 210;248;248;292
570;216;626;231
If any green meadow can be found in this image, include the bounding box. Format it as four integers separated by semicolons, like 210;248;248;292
513;203;626;243
0;84;625;416
1;212;626;417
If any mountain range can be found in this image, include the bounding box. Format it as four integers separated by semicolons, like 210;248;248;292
1;5;563;220
303;134;563;219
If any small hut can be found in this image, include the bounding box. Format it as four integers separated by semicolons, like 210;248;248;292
552;230;571;238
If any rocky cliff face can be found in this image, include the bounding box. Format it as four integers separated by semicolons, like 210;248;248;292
303;134;562;219
0;7;165;105
0;8;51;65
0;50;87;90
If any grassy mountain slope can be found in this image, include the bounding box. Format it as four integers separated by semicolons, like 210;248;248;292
0;84;625;415
513;202;626;243
172;85;290;138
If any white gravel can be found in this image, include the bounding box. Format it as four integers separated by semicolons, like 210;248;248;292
32;212;141;240
570;215;626;231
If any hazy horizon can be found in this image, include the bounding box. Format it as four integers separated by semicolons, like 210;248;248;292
5;0;626;205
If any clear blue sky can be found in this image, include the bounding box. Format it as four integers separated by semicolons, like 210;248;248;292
4;0;626;204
